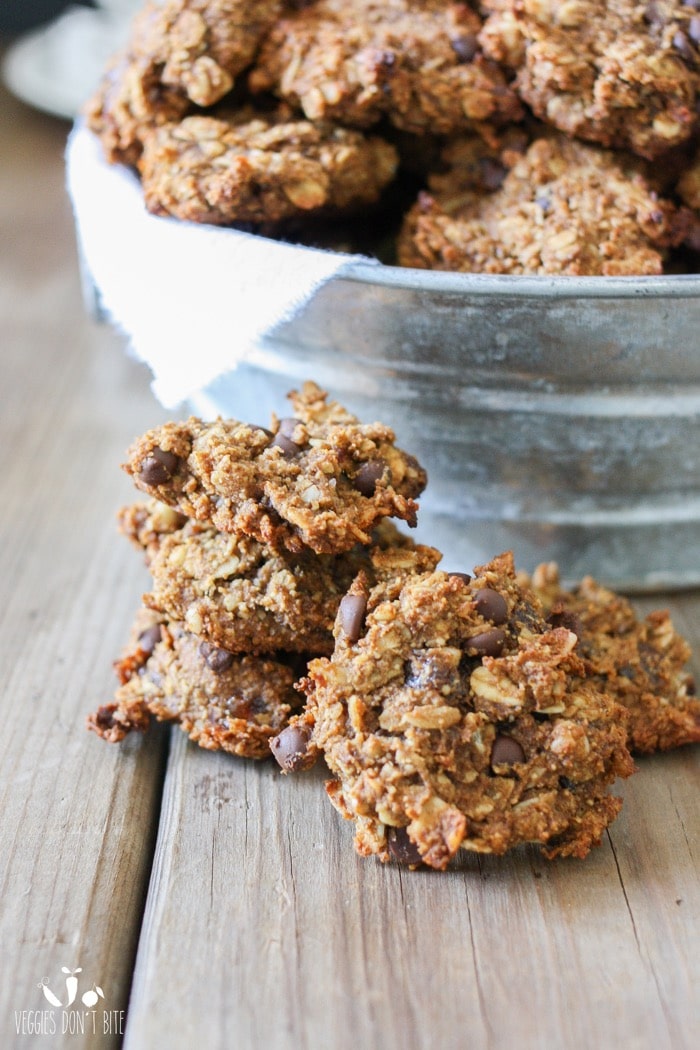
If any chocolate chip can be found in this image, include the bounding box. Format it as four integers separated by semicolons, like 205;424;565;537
673;29;696;60
138;448;180;485
448;572;472;583
406;649;461;690
559;776;576;790
137;624;161;656
687;677;697;696
546;610;582;637
271;432;302;458
450;32;478;62
339;593;367;642
354;459;386;496
479;157;507;191
198;641;235;673
249;424;273;438
93;705;117;731
474;587;508;625
270;723;314;772
490;734;525;769
465;627;506;657
643;1;664;24
386;826;423;865
277;417;302;438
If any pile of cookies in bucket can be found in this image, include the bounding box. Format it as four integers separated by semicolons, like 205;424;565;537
84;0;700;274
88;384;700;870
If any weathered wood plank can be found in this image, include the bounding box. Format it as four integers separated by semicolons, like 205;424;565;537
0;82;170;1048
124;650;699;1050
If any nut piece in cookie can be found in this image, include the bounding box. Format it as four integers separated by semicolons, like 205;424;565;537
279;552;634;869
118;500;441;656
138;112;399;224
249;0;522;134
123;382;428;554
398;134;688;275
85;0;283;164
524;562;700;754
479;0;700;160
87;610;302;759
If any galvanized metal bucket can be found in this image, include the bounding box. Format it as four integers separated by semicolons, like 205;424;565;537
191;265;700;591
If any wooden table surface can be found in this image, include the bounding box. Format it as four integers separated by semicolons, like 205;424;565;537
2;71;699;1050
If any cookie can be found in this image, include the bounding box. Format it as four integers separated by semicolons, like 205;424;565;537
87;609;302;759
524;562;700;754
85;0;282;164
118;500;441;655
123;382;427;554
274;552;634;869
248;0;523;134
398;134;687;274
138;111;399;224
423;123;532;198
479;0;700;160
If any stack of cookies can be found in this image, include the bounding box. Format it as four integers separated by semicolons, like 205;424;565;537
84;0;700;274
88;381;431;758
89;383;700;869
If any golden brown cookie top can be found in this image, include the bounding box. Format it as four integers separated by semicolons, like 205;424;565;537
525;561;700;754
123;383;427;554
479;0;700;159
138;111;398;224
399;133;688;275
278;552;634;869
85;0;283;164
249;0;522;134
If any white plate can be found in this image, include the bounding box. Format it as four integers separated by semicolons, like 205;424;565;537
2;6;135;119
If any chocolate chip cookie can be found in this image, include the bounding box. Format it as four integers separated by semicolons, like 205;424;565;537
87;608;302;759
118;500;441;655
525;562;700;754
479;0;700;160
138;111;399;224
123;383;427;554
85;0;282;164
249;0;522;134
274;552;634;869
398;133;687;274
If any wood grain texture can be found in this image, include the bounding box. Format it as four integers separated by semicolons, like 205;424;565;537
0;79;169;1049
124;717;699;1050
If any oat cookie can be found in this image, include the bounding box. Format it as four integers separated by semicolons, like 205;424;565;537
118;500;441;655
85;0;282;164
87;609;302;759
274;552;634;869
478;0;700;159
525;562;700;754
249;0;522;134
424;123;531;198
123;383;427;554
398;134;687;274
138;111;399;224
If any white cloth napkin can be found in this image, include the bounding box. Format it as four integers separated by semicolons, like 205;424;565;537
66;123;377;408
